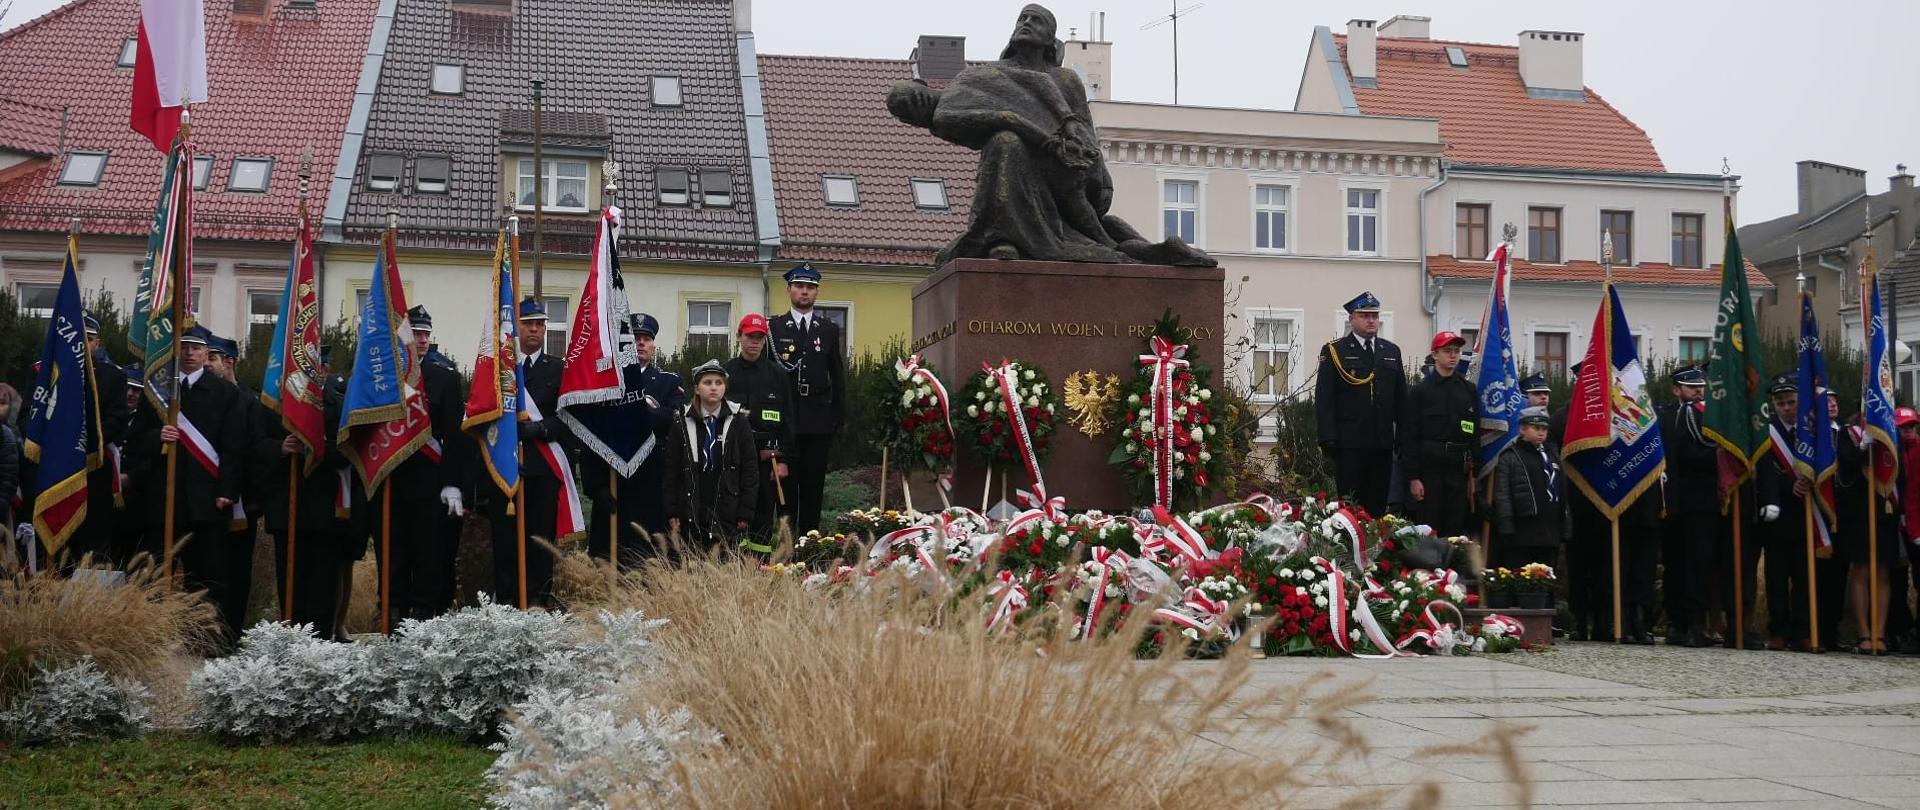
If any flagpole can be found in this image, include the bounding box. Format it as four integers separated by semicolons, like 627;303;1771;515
1602;232;1624;643
609;475;619;573
511;213;529;610
284;150;312;624
1864;208;1882;653
380;214;398;635
162;109;192;583
1722;162;1745;650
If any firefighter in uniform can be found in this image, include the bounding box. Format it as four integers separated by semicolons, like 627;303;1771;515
723;313;795;553
1401;331;1477;538
487;297;566;609
768;264;846;535
1755;374;1815;651
374;305;468;622
1659;366;1716;647
1315;291;1406;518
251;363;360;633
1522;373;1551;411
208;335;260;639
580;313;684;568
74;314;129;567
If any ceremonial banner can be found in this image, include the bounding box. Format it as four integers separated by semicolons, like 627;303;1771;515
463;232;520;499
556;206;655;475
1563;283;1666;517
261;199;327;473
1795;290;1837;549
23;235;106;554
1862;257;1900;496
130;0;208;151
1704;223;1767;502
1474;241;1524;476
131;139;194;414
337;232;430;490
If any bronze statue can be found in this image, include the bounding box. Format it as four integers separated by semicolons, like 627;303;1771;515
888;4;1216;268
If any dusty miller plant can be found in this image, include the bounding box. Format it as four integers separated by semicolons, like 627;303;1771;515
189;622;392;743
486;687;713;809
0;657;152;745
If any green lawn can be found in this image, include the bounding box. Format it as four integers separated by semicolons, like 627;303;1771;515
0;734;493;809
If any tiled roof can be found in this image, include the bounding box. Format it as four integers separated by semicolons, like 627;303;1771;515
0;99;65;157
1737;189;1910;267
1429;255;1772;289
1335;35;1664;173
758;54;974;266
0;0;377;240
344;0;759;261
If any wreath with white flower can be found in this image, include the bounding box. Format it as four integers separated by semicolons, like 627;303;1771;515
1108;312;1230;509
878;355;957;478
959;360;1059;475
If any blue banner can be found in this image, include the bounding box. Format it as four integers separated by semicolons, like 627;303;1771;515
22;236;104;554
1795;290;1838;531
1475;243;1523;475
1564;283;1667;517
463;232;521;498
1863;267;1900;495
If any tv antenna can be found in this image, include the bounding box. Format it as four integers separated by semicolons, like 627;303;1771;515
1140;1;1204;103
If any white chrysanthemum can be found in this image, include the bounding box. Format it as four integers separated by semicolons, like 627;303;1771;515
1315;595;1329;607
901;391;915;406
975;390;986;401
1278;568;1294;578
966;405;979;417
1199;451;1211;463
1023;369;1035;381
1199;389;1212;401
1349;629;1362;641
1045;403;1055;414
1128;393;1141;406
1026;396;1040;408
896;366;911;381
1205;424;1217;436
1175;406;1188;420
1189;427;1205;442
1126;442;1138;454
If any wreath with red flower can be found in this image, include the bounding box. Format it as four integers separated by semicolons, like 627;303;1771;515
958;360;1060;473
1108;312;1230;509
876;355;958;477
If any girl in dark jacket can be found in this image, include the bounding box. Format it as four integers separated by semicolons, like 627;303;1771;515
1491;407;1567;570
664;361;760;554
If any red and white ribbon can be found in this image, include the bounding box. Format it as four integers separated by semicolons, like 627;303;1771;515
176;414;220;478
335;468;352;519
1480;613;1525;638
1138;336;1190;510
522;388;587;540
1078;546;1131;640
1396;600;1469;656
897;355;954;487
986;361;1048;504
985;569;1029;633
108;445;124;508
422;436;443;463
1328;506;1369;569
1146;506;1213;563
1153;586;1235;640
1314;556;1413;659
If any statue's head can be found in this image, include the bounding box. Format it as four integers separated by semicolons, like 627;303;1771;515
1000;4;1063;66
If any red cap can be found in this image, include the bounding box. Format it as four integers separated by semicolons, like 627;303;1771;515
1430;331;1466;352
737;312;770;336
1898;407;1920;427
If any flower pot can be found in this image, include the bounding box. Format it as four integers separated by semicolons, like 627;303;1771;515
1486;591;1515;609
1517;591;1551;610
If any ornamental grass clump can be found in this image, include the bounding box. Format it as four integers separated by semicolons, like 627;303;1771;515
542;550;1521;809
0;555;219;707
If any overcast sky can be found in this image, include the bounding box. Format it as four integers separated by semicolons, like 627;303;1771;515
6;0;1913;222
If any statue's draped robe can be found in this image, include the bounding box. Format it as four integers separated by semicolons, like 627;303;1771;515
929;61;1133;265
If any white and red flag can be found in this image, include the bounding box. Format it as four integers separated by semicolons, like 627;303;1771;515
130;0;209;151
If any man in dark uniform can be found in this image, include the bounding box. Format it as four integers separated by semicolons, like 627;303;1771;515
375;306;468;622
1522;373;1551;411
1659;366;1716;647
768;264;846;535
251;366;361;632
72;313;130;567
126;325;247;647
208;334;261;637
1755;374;1814;651
580;313;683;568
111;363;146;565
1553;360;1658;643
722;312;795;554
1401;331;1477;538
1315;291;1405;518
488;297;566;609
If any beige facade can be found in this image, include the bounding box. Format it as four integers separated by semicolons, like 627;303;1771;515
1089;100;1444;439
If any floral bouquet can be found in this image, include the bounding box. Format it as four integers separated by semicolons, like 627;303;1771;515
790;531;852;568
1514;562;1556;593
1110;312;1230;509
835;508;919;538
959;360;1059;473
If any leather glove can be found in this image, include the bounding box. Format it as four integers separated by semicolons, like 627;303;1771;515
15;523;35;543
1760;505;1781;522
439;487;465;517
521;420;549;441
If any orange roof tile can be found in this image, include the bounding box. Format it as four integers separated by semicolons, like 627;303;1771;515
1336;35;1664;173
1429;255;1772;288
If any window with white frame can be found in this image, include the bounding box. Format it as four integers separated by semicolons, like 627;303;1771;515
1345;187;1380;255
517;158;590;211
822;175;859;206
246;288;282;354
1678;335;1710;365
1163;179;1197;244
542;295;570;357
16;283;60;319
911;178;948;210
685;300;733;356
1253;184;1289;252
1249;311;1297;400
1534;330;1570;378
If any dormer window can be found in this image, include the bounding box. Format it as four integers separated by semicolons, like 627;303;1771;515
431;64;465;96
517;158;590;212
651;77;683;107
59;152;108;186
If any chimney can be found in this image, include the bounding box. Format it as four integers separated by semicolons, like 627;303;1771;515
1378;15;1430;39
1796;160;1867;218
733;0;751;33
1063;38;1113;100
1345;19;1377;86
1894;165;1917;251
910;35;967;85
1516;30;1584;96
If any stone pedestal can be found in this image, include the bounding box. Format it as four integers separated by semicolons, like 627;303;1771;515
911;259;1225;511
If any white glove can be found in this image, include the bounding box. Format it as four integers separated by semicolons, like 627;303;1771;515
1760;505;1781;522
14;523;35;542
440;487;465;517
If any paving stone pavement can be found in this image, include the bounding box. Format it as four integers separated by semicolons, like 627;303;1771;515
1191;642;1920;808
